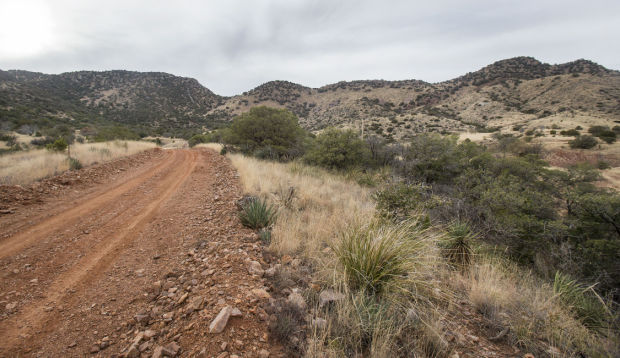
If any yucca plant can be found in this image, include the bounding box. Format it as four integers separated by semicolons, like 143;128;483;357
442;221;473;269
239;198;277;230
333;219;434;296
553;271;611;330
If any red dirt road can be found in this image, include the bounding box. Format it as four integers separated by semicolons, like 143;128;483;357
0;149;280;357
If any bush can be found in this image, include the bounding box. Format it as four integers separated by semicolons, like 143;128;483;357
188;134;209;147
374;183;427;220
597;130;616;144
46;138;68;151
569;135;598;149
304;128;368;170
93;126;139;142
239;198;277;230
560;129;580;136
224;106;307;159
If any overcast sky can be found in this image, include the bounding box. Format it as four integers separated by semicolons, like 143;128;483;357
0;0;618;95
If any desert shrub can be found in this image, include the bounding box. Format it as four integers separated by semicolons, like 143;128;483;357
560;129;580;136
373;182;428;220
569;135;598;149
239;198;277;230
304;128;368;170
365;135;399;167
68;157;83;170
397;134;484;184
588;125;610;137
224;106;307;159
597;130;617;143
597;161;611;170
93;126;139;142
188;134;209;147
46;138;68;152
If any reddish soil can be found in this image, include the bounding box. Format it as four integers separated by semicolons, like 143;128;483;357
0;148;283;357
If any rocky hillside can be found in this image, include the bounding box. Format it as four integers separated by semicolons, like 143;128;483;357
0;70;223;136
214;57;620;141
1;57;619;140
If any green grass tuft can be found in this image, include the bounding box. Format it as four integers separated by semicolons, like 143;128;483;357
239;198;277;230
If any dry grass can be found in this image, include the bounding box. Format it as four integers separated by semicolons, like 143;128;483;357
228;154;618;357
196;143;223;151
0;140;156;185
461;255;618;357
228;154;375;259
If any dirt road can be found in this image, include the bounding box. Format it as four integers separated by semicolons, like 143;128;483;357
0;149;280;357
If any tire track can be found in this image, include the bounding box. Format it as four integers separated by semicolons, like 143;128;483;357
0;150;198;354
0;150;178;259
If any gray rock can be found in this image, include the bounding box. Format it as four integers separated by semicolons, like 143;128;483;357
189;296;204;311
126;344;140;358
287;292;306;311
248;261;264;276
230;307;242;317
209;306;232;333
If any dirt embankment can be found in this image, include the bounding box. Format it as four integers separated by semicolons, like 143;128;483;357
0;148;282;357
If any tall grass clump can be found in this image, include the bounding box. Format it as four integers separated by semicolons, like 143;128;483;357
464;256;619;357
239;198;277;230
334;219;438;297
553;271;613;330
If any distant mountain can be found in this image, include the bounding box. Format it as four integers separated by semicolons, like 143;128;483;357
1;57;618;140
0;70;223;137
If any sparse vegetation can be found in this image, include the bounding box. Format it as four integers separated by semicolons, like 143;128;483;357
0;140;156;185
569;135;598;149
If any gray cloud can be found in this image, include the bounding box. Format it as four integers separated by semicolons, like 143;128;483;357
0;0;618;95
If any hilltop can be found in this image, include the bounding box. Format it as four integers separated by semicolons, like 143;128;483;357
1;57;619;139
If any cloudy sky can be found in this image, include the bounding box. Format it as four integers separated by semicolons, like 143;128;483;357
0;0;618;95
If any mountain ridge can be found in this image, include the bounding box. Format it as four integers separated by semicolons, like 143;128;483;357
1;56;618;139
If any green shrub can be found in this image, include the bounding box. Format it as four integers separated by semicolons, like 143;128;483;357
224;106;307;159
46;138;68;151
597;130;616;144
188;134;209;147
560;129;580;136
93;126;139;142
68;157;83;170
597;161;611;170
304;128;368;170
569;135;598;149
239;198;277;230
374;183;427;220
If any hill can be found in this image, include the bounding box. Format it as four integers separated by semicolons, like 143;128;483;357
0;70;224;138
1;57;619;140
